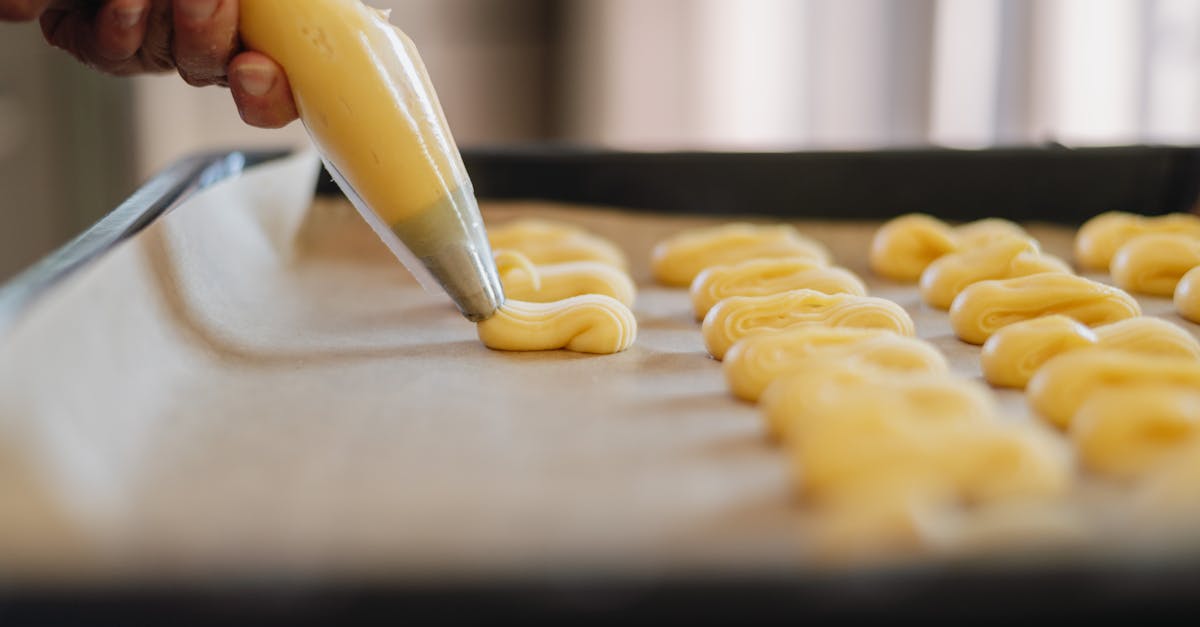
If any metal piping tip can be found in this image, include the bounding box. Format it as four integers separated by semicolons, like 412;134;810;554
424;243;505;322
389;183;505;323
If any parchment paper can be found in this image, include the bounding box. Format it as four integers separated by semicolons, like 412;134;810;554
2;151;1197;584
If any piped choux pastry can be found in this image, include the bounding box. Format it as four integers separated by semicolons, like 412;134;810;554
1110;233;1200;296
701;289;916;360
1175;266;1200;323
949;274;1141;345
787;390;1068;504
1074;211;1200;271
869;214;959;282
690;258;866;320
869;214;1032;282
723;327;947;402
488;219;628;269
652;223;831;287
476;295;637;354
981;315;1200;388
919;238;1071;310
1072;385;1200;480
1027;348;1200;429
494;249;636;307
761;363;993;442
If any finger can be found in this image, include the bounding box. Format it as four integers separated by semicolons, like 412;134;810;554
0;0;53;21
90;0;150;62
173;0;238;87
229;51;298;129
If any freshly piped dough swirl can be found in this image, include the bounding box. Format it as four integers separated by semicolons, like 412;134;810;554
761;363;995;442
981;316;1200;388
1110;233;1200;297
1176;266;1200;323
652;223;831;287
476;295;637;354
949;274;1141;345
1075;211;1200;271
919;238;1071;310
769;366;1070;504
1027;348;1200;429
690;258;866;320
701;290;916;360
488;219;628;269
1072;385;1200;479
869;214;1030;282
493;249;636;307
723;327;947;402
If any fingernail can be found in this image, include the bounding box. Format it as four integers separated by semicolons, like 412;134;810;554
177;0;218;21
235;64;275;97
115;6;145;29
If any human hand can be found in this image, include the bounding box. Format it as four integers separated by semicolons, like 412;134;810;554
0;0;298;128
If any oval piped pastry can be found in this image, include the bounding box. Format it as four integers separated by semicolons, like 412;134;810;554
1094;317;1200;358
476;295;637;354
488;219;628;269
980;315;1099;389
1027;348;1200;429
948;274;1141;345
869;214;959;282
1110;233;1200;297
701;289;916;360
723;327;946;402
919;238;1071;310
494;249;636;307
1075;211;1200;271
689;258;866;320
651;223;831;287
1072;384;1200;480
760;362;992;442
1175;266;1200;324
981;315;1200;389
953;218;1029;247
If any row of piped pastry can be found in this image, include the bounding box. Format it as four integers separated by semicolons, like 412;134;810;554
652;223;1075;556
475;219;639;354
871;212;1200;490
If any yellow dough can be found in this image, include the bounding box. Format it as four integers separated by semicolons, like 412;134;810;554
488;219;628;269
869;214;959;282
919;238;1071;310
651;223;831;287
1027;348;1200;429
869;214;1031;282
723;327;947;402
980;316;1098;389
1133;439;1200;521
689;258;866;320
240;0;467;226
1093;316;1200;358
785;387;1069;504
760;363;992;442
701;290;916;360
493;249;636;307
1075;211;1200;271
953;218;1029;247
1110;233;1200;296
981;315;1200;389
1175;266;1200;323
476;295;637;354
1072;385;1200;479
949;274;1141;345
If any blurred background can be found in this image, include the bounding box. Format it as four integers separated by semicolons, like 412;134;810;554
0;0;1198;281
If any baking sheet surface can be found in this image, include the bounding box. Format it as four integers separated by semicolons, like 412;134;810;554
1;153;1195;583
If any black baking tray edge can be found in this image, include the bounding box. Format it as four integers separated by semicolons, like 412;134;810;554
4;145;1200;623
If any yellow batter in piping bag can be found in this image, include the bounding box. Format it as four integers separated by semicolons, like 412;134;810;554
240;0;503;321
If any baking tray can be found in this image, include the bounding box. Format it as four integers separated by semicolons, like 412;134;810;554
3;146;1200;623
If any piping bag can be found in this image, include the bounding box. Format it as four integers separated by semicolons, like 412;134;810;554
240;0;504;321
